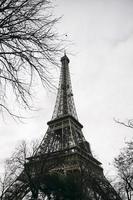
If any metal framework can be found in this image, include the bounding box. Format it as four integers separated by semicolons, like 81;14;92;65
52;55;78;120
2;55;122;200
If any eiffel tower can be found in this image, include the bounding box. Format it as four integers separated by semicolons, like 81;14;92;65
3;54;122;200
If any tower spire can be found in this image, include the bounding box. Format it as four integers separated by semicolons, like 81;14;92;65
64;49;66;56
52;54;78;120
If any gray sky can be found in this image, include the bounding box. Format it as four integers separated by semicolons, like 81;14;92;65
1;0;133;176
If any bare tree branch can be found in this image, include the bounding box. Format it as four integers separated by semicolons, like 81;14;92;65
0;139;41;199
114;118;133;129
114;141;133;200
0;0;63;118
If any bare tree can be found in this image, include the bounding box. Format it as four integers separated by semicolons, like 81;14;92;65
0;139;122;200
0;162;16;200
0;0;62;117
114;141;133;200
0;140;41;199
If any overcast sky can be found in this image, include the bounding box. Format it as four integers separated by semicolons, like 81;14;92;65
1;0;133;176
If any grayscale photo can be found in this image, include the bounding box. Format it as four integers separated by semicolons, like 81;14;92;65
0;0;133;199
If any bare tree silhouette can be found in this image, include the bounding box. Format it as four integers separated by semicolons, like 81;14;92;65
0;140;41;199
114;141;133;200
0;0;62;118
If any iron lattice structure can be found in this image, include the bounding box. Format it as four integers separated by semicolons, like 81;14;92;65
3;55;122;200
52;55;78;121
